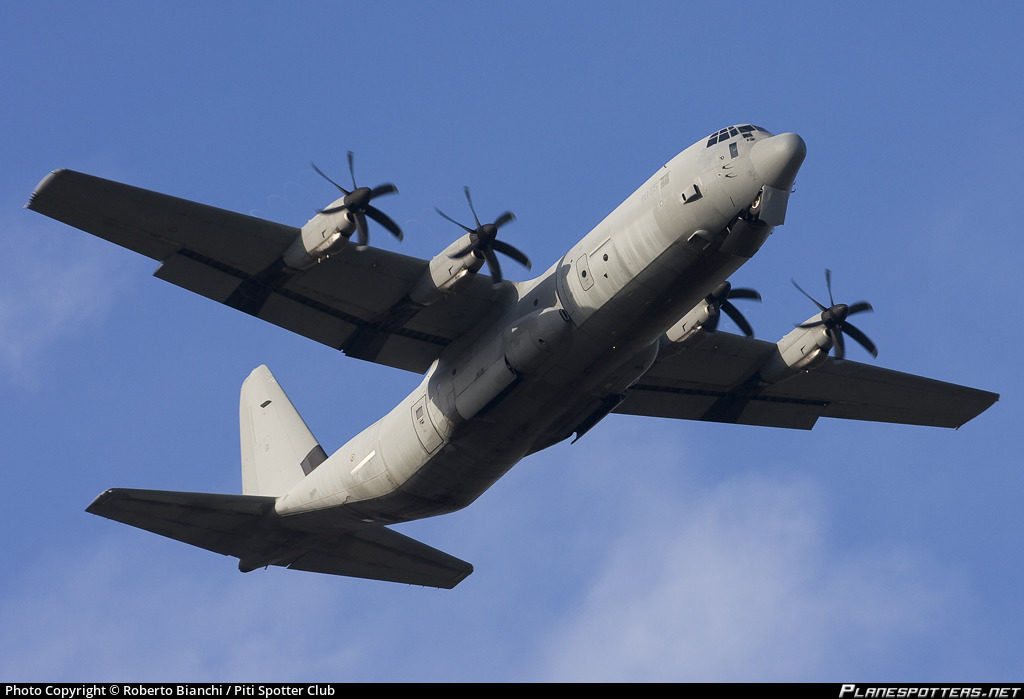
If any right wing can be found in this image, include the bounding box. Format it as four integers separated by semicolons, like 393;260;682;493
28;169;505;373
615;331;998;430
88;488;473;588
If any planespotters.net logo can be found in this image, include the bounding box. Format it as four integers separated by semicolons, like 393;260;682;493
840;687;1021;698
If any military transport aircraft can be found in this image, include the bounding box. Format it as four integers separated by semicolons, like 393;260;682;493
27;125;998;588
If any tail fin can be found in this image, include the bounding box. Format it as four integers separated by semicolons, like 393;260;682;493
239;365;327;496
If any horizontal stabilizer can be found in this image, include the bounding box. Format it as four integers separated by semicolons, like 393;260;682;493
286;526;473;589
87;488;473;588
87;488;277;558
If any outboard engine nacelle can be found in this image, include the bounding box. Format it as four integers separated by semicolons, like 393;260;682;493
283;204;355;270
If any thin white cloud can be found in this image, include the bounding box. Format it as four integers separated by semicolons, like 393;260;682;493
0;539;371;681
0;429;981;682
535;471;963;681
0;226;123;383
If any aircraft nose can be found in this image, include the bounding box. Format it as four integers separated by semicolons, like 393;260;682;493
750;132;806;190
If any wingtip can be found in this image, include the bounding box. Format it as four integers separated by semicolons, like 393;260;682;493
85;487;119;514
26;169;68;210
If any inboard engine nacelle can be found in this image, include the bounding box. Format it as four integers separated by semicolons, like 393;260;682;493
410;233;486;306
663;300;716;345
759;323;832;384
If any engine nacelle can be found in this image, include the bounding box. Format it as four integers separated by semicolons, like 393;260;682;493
409;233;485;306
663;301;715;346
282;201;356;270
759;322;832;384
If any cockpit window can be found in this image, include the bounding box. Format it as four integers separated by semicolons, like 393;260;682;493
706;124;771;148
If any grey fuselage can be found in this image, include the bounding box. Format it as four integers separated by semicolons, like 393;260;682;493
276;127;807;530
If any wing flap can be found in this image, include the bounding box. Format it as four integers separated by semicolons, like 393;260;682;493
615;383;824;429
154;252;242;303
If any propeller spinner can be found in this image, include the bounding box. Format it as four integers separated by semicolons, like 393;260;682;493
312;152;403;247
792;269;877;360
704;281;762;337
436;187;531;283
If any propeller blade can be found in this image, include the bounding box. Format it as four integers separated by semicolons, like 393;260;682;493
841;320;878;358
369;183;398;199
791;278;827;312
347;151;358;190
705;311;721;333
492;239;532;269
847;301;874;316
366;206;404;241
464;187;482;229
484;248;503;283
493;211;516;229
353;213;369;247
450;241;477;259
830;327;846;361
311;163;350;195
721;300;754;337
436;208;475;235
825;268;835;306
708;281;732;303
728;287;762;302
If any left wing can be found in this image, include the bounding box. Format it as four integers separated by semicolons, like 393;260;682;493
615;331;998;430
27;169;504;373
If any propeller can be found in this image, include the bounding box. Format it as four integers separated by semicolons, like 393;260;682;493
436;187;531;283
312;151;403;246
703;281;762;337
792;269;877;360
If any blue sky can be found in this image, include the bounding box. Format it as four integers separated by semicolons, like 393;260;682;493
2;1;1020;682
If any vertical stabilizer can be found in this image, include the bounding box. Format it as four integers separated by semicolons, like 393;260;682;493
239;365;326;496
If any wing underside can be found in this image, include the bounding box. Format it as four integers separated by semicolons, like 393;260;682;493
27;169;502;373
616;332;998;430
88;488;473;589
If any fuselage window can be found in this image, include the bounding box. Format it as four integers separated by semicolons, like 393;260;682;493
729;142;739;158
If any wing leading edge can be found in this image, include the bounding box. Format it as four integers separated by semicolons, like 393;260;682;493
616;331;998;430
28;169;503;374
88;488;473;588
